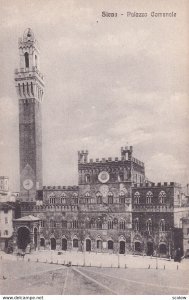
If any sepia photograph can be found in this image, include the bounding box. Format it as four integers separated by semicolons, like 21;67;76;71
0;0;189;297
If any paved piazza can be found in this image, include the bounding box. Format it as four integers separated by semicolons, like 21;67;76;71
0;251;189;295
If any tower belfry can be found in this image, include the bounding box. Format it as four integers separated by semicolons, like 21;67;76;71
15;28;44;201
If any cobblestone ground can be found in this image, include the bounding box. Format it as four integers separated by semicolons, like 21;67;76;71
0;251;189;295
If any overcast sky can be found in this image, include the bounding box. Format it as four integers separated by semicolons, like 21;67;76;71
0;0;189;191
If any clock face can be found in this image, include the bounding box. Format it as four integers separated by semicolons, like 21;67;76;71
23;179;33;190
98;171;110;183
99;185;109;197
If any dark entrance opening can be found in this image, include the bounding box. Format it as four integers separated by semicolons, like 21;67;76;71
159;243;167;255
34;227;38;250
108;240;114;250
5;240;8;250
62;238;67;251
147;242;154;256
97;240;102;250
40;238;45;247
134;241;142;252
51;238;56;250
119;241;125;254
17;227;30;251
86;239;91;252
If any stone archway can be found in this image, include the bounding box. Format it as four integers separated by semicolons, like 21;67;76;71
40;237;45;247
50;238;56;250
62;238;67;251
159;243;167;256
134;241;142;252
119;241;125;254
147;241;154;256
17;227;30;250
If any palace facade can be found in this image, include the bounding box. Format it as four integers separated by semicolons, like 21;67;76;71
12;29;189;257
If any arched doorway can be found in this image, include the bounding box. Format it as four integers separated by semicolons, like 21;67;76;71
159;243;167;255
40;238;45;247
134;241;142;252
97;240;102;250
86;239;91;252
119;241;125;254
50;238;56;250
147;241;154;256
108;240;114;250
34;227;38;250
17;227;30;250
62;238;67;251
73;238;78;248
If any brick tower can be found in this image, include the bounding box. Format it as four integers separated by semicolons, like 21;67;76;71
15;28;44;201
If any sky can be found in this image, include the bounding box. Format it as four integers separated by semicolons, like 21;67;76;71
0;0;189;191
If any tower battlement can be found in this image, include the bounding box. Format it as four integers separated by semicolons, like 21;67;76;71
78;146;144;167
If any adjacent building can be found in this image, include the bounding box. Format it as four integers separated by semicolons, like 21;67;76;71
0;176;19;251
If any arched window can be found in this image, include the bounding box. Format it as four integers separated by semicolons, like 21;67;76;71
97;218;102;229
85;192;90;204
85;219;90;229
134;192;140;204
119;191;125;204
40;220;45;227
60;193;66;204
72;193;78;204
96;192;102;204
50;220;56;228
85;174;90;183
62;220;67;229
108;220;114;229
134;218;139;231
108;240;113;250
24;52;29;68
146;219;152;232
159;191;166;204
159;219;166;232
146;191;153;204
108;192;113;204
119;220;126;230
49;195;55;204
72;220;78;229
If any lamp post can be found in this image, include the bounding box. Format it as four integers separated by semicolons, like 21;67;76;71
155;241;158;269
118;251;120;268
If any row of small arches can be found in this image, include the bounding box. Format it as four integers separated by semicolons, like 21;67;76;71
48;191;128;205
40;219;128;230
40;237;115;251
134;191;167;204
133;218;166;232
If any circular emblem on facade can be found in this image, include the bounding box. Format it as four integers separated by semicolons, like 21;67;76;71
120;187;128;195
23;179;33;190
98;171;110;183
99;185;109;197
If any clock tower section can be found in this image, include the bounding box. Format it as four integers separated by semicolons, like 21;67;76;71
15;29;44;201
